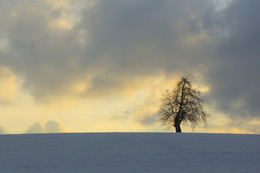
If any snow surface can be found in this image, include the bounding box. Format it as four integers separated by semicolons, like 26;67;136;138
0;133;259;173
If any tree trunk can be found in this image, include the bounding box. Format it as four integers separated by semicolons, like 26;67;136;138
174;123;182;133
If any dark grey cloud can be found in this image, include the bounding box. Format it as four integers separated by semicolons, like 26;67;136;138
0;0;212;102
0;0;260;128
0;0;84;101
200;0;260;119
80;0;211;75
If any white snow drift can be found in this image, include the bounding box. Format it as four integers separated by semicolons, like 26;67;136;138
0;133;259;173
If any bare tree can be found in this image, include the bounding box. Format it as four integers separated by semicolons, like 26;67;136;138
159;77;209;133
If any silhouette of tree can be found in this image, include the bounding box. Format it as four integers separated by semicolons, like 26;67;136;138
159;77;209;133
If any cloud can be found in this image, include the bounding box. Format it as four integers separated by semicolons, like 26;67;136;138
0;0;212;102
0;127;6;134
27;123;44;134
27;120;68;133
199;0;260;119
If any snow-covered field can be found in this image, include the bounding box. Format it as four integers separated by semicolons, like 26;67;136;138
0;133;259;173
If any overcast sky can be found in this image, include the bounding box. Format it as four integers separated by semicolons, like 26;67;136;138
0;0;259;134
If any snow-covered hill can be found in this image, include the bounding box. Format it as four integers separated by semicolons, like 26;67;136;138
0;133;259;173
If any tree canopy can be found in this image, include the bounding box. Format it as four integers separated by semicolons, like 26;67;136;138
159;77;209;132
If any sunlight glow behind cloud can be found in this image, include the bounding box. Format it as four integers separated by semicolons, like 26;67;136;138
0;67;18;102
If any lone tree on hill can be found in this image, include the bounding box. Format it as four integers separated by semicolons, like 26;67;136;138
159;77;209;133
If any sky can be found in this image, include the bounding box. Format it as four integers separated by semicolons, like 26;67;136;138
0;0;260;134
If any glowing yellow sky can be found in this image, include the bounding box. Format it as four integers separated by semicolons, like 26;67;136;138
0;65;257;134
